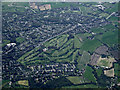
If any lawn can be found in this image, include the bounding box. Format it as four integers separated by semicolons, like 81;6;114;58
74;35;82;48
81;39;102;53
104;3;118;13
66;76;85;84
77;51;90;70
1;80;10;88
2;2;29;12
83;66;96;83
16;37;25;43
63;84;98;88
72;50;79;62
95;68;103;77
79;51;90;64
91;27;104;33
114;63;120;77
102;31;118;47
2;40;10;47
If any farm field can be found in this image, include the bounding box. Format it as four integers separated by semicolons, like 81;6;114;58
66;76;85;84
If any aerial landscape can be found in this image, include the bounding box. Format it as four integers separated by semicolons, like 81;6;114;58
1;1;120;89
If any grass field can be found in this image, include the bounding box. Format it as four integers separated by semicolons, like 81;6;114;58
104;3;118;13
2;2;29;12
83;66;96;83
95;27;118;47
114;63;120;77
74;35;82;48
81;39;102;53
77;51;90;70
66;76;85;84
1;80;10;88
2;40;10;47
114;63;120;84
101;31;118;47
16;37;25;43
95;68;103;77
63;84;98;88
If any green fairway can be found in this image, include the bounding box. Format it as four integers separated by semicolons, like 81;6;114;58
74;35;82;48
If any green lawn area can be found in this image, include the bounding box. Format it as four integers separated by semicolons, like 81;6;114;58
83;66;96;83
98;60;108;66
57;35;68;48
91;27;104;33
77;51;90;70
63;84;98;88
17;47;41;65
66;76;85;84
14;2;29;6
72;50;79;62
101;30;118;47
57;42;73;56
103;24;117;30
109;16;118;22
2;2;29;12
104;3;118;13
95;68;103;77
94;25;118;47
81;39;102;53
99;13;109;18
1;80;10;88
2;40;10;47
79;51;90;64
60;38;73;50
76;33;87;41
16;37;25;43
44;38;57;47
44;34;68;48
74;35;82;48
114;63;120;77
